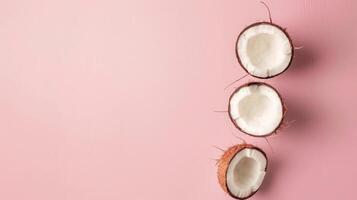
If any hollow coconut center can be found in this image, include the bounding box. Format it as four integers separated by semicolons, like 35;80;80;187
229;83;283;136
247;33;285;69
233;157;259;189
237;23;292;78
226;148;266;199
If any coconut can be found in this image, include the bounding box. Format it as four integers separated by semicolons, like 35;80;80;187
217;144;267;199
228;82;285;137
235;20;293;78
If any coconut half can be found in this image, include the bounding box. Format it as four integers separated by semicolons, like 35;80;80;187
217;144;267;199
236;22;293;78
229;82;284;137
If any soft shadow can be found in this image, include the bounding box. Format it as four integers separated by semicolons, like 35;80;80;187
283;97;316;133
258;156;281;193
288;44;319;75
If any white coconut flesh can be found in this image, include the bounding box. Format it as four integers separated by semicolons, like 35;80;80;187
237;23;292;78
229;83;283;136
226;148;267;199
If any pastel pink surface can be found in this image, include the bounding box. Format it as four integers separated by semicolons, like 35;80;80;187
0;0;356;199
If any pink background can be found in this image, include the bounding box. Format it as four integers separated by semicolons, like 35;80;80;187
0;0;356;199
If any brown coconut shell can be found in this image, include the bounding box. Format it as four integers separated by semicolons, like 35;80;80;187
217;144;268;199
235;22;294;79
228;82;286;137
